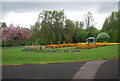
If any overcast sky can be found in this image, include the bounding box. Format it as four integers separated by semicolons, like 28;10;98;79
0;2;118;30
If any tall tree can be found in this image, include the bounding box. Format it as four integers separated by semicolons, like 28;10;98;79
84;12;95;29
33;10;66;44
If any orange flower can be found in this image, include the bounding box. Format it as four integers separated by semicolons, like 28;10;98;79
45;43;78;48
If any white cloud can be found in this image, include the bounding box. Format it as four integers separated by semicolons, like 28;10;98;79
93;12;110;30
65;11;110;29
1;11;110;30
2;12;39;28
1;2;117;29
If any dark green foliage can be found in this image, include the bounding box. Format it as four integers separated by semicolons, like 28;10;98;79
0;22;7;28
102;11;119;42
64;19;76;42
75;29;88;42
2;41;24;47
87;26;100;37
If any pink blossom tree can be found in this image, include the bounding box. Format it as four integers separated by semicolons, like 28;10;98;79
2;26;32;45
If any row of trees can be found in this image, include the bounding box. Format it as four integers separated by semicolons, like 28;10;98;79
31;10;99;45
1;10;119;47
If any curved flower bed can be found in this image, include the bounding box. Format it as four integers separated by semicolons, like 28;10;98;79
23;43;120;49
22;48;80;53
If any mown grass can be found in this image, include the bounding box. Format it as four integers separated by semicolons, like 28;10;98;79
1;45;119;64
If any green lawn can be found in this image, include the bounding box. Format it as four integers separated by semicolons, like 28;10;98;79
1;45;119;64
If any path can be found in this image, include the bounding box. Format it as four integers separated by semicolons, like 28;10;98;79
2;59;118;80
94;58;118;79
2;61;86;79
72;60;106;79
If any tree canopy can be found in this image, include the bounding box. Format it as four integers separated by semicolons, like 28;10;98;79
102;11;119;42
31;10;99;44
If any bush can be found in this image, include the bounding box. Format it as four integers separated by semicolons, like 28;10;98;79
97;32;110;42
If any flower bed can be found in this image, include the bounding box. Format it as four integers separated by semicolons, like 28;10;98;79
96;42;120;45
23;43;120;49
75;44;104;49
22;48;80;53
75;42;120;49
45;44;78;48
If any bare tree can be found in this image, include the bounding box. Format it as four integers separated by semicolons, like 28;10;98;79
84;12;95;29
